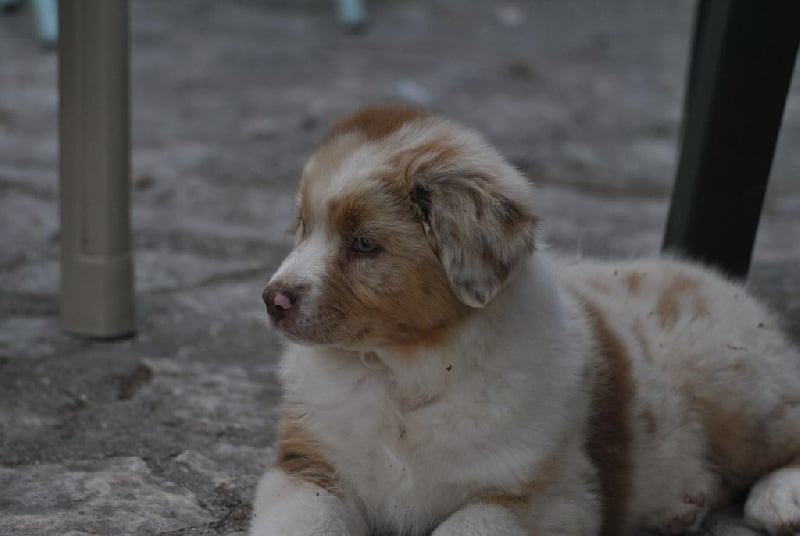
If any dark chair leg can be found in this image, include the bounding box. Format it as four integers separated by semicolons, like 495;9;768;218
662;0;800;279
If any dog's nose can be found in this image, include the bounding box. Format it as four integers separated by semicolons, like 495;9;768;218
262;285;299;321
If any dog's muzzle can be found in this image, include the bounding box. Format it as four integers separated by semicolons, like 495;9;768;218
262;285;300;324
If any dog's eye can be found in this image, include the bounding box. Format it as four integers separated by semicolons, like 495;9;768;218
351;236;381;255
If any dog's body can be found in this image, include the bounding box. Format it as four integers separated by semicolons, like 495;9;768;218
251;107;800;535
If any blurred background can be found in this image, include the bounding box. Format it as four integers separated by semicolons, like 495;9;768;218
0;1;798;534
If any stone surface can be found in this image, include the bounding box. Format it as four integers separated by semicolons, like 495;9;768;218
0;0;798;534
0;457;213;536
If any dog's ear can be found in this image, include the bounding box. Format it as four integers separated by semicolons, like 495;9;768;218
410;171;538;308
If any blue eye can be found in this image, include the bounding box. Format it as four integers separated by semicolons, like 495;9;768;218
351;236;381;255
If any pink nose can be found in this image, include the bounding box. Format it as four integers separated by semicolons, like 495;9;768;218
262;285;300;322
273;291;292;310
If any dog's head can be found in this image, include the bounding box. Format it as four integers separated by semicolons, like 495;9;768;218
263;106;539;349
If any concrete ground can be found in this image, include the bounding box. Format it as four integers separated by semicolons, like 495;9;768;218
1;0;798;534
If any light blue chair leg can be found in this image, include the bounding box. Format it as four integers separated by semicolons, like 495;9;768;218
33;0;58;45
336;0;366;31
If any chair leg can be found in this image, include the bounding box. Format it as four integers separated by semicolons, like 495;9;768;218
59;0;134;338
662;0;800;279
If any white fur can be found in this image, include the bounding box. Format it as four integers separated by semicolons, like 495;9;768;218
432;504;528;536
269;232;331;306
745;468;800;535
254;253;600;535
251;469;367;536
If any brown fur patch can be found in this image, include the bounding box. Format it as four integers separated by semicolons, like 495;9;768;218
323;105;428;143
581;297;634;536
276;409;340;494
400;164;539;307
625;271;645;294
692;396;760;490
693;395;800;493
313;186;469;348
391;139;461;188
694;296;710;317
482;493;529;509
655;274;708;327
327;193;374;238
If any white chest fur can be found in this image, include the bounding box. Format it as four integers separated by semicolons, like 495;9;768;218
277;256;591;533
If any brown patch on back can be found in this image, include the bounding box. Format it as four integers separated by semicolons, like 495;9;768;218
323;105;428;143
694;295;710;317
276;409;340;494
581;297;634;536
655;273;708;327
625;271;645;294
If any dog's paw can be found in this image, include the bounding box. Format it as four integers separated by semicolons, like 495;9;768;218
250;470;367;536
432;504;527;536
663;493;707;535
249;512;352;536
642;491;709;535
744;467;800;536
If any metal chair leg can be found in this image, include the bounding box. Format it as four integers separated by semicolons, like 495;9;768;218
59;0;134;338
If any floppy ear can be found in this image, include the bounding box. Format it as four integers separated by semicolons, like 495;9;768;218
410;172;538;308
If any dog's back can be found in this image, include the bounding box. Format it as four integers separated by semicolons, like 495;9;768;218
561;258;800;533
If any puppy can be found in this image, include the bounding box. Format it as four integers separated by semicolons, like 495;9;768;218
250;106;800;536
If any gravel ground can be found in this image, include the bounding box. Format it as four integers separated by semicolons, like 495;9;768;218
1;1;798;534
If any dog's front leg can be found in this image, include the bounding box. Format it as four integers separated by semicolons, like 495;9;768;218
249;468;368;536
431;503;528;536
